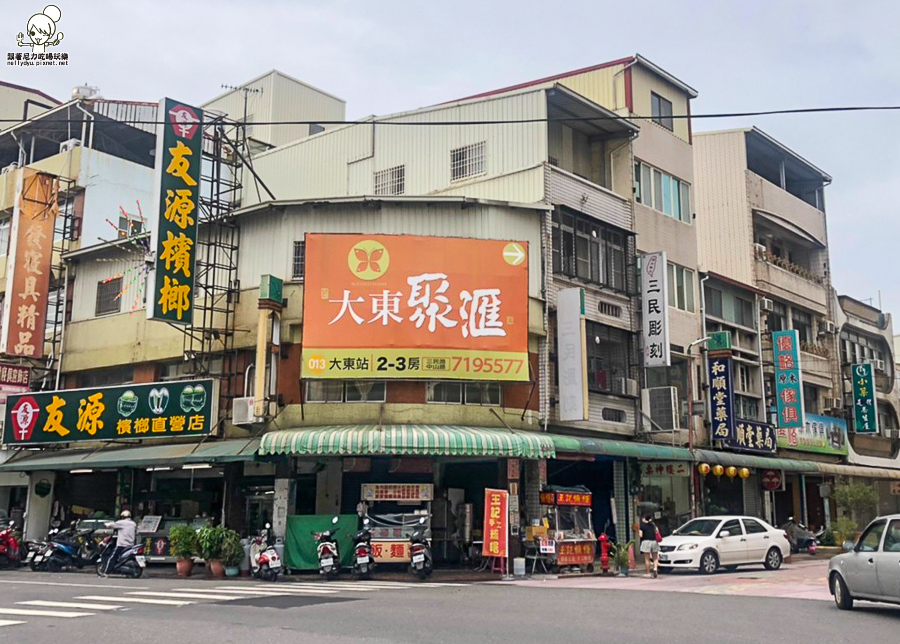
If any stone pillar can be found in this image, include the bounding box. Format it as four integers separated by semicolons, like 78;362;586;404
524;459;546;523
273;477;290;538
613;461;628;542
222;462;246;533
24;471;56;541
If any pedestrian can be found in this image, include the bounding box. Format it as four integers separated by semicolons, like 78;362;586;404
639;514;660;578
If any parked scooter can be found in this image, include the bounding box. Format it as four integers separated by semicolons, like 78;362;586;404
32;522;101;572
352;517;375;579
250;522;282;582
781;517;818;554
0;520;24;568
96;535;146;578
314;516;341;579
408;517;433;580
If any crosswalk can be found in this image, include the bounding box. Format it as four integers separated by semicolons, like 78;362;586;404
0;579;467;629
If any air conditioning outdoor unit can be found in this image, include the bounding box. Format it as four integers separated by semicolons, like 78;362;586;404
824;397;842;411
615;378;639;397
819;320;837;336
760;298;774;313
754;243;767;255
875;359;886;372
59;138;82;153
232;397;260;426
641;386;679;431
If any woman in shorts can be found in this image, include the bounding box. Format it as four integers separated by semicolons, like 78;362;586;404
639;514;660;578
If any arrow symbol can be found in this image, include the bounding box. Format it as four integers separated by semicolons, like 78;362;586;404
503;243;525;266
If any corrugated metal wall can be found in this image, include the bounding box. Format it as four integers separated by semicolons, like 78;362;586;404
71;248;147;322
556;65;626;112
630;66;691;144
545;165;632;231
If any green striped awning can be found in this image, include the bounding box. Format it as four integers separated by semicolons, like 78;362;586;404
259;425;555;459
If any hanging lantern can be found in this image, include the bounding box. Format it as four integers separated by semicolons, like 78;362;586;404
739;468;751;479
698;463;711;476
726;466;738;478
713;464;725;477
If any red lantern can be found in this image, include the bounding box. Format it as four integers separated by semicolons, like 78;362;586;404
739;468;751;479
712;464;725;477
698;463;711;476
726;466;738;478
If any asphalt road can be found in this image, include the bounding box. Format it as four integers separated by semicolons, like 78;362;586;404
0;569;896;643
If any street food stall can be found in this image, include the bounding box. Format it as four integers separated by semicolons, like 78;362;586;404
361;483;432;565
538;485;596;571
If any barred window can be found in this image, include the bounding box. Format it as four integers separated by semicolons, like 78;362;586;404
374;165;405;196
427;381;501;406
95;277;122;316
450;142;485;182
292;241;305;280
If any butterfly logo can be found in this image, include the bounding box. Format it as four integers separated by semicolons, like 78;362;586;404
354;247;384;273
348;241;390;280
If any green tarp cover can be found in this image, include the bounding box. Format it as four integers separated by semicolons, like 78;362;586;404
284;514;358;571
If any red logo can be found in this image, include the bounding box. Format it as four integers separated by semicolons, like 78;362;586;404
155;538;166;555
10;396;39;442
761;469;782;491
168;104;200;140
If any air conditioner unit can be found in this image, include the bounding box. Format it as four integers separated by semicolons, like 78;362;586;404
843;380;852;394
765;380;773;397
1;162;19;175
760;298;774;313
232;397;260;426
754;243;767;255
875;359;886;372
818;320;837;336
59;138;82;153
824;397;842;411
641;386;679;431
615;378;639;397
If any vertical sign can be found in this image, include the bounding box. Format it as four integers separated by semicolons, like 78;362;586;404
0;363;31;403
708;356;734;442
147;98;203;323
642;251;670;367
557;288;588;421
851;363;878;433
1;169;57;358
481;488;508;559
772;330;804;429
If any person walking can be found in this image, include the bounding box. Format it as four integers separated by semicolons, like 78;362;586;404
639;514;660;578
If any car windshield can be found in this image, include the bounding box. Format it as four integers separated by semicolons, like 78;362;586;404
675;519;721;536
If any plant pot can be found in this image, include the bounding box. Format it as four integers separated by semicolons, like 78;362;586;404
618;565;630;577
176;559;194;578
225;566;240;577
207;560;226;578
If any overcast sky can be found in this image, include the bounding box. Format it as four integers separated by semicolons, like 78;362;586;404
7;1;900;320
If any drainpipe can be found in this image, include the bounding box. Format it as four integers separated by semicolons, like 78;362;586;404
53;262;69;390
74;103;94;149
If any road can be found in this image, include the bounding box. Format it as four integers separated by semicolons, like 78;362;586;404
0;563;896;643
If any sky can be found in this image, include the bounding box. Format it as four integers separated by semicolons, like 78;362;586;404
5;0;900;318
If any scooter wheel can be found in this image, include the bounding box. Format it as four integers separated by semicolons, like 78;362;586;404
130;566;144;579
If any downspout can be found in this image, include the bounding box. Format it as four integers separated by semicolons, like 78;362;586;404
54;261;69;390
74;103;94;149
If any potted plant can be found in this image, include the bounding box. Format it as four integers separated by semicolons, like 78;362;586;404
221;529;245;577
198;525;229;578
168;525;199;577
611;540;635;576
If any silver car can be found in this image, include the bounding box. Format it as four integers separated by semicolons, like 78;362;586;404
828;514;900;610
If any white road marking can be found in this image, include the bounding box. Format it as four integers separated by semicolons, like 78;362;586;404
207;589;287;596
18;600;122;611
0;579;146;590
216;585;337;595
128;591;239;601
76;595;192;606
0;620;26;627
0;607;92;618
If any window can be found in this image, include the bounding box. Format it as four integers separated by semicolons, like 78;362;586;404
76;366;134;388
651;92;674;131
734;297;755;328
292;241;305;280
735;395;759;420
551;208;629;292
718;519;744;537
884;520;900;552
450;142;485;181
95;277;123;316
584;321;635;395
374;165;405;196
602;408;626;423
117;215;143;239
706;287;723;318
792;309;813;343
742;519;768;535
306;381;386;403
737;364;752;392
426;381;501;406
803;384;819;414
857;521;886;552
633;161;691;222
768;302;787;332
344;381;386;403
309;123;324;136
667;263;695;312
0;218;10;254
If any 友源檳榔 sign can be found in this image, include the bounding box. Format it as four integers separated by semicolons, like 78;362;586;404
3;379;217;446
301;234;530;381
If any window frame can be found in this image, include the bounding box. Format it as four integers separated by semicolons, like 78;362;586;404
305;380;386;404
450;141;485;182
292;240;306;281
426;381;501;406
742;518;768;535
651;92;674;131
551;207;630;293
667;263;695;312
706;287;723;318
856;520;886;552
374;164;406;196
718;519;744;538
584;321;636;396
634;160;691;223
0;218;10;255
95;277;123;317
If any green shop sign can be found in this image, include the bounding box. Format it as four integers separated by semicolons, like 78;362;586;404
3;379;217;446
851;363;878;433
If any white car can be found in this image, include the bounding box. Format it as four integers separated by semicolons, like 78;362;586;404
828;514;900;610
658;515;791;574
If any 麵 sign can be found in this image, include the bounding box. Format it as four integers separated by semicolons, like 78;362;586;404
482;488;508;559
147;98;203;324
3;379;216;446
1;169;57;358
301;234;529;381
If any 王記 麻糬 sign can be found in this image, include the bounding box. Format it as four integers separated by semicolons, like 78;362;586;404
3;380;217;446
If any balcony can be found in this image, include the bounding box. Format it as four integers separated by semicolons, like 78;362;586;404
754;246;828;314
746;170;827;245
545;165;632;232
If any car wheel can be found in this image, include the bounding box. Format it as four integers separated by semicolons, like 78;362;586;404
832;573;854;610
764;548;783;571
699;551;719;574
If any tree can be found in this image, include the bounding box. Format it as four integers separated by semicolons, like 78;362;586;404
834;482;878;525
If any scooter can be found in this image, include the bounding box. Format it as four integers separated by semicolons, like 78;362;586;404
781;517;817;554
250;522;282;582
96;535;146;578
352;517;375;579
0;520;23;568
314;516;341;579
408;517;433;580
34;524;100;572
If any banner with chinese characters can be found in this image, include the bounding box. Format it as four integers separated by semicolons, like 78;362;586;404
147;98;203;324
777;412;848;455
0;363;31;404
772;330;804;429
2;379;216;446
0;169;57;358
301;234;529;381
641;461;690;477
556;287;588;421
482;488;509;559
641;251;670;367
361;483;434;502
539;490;592;506
556;540;596;566
371;541;411;563
722;420;776;454
708;356;734;442
851;363;878;433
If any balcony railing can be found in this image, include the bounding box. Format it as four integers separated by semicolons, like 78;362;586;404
754;245;824;286
800;341;830;358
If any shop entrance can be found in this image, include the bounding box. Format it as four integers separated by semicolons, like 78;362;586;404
702;474;745;516
547;458;616;539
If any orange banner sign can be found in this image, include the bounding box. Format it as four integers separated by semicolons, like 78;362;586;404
482;488;509;559
301;234;529;381
371;540;410;563
557;541;595;566
1;169;57;358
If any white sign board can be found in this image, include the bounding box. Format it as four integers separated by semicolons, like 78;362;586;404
641;251;671;367
137;515;162;534
556;288;589;421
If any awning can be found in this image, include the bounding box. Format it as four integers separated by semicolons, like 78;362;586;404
0;438;259;472
259;425;555;459
815;462;900;480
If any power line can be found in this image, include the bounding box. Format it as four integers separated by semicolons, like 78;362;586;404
2;105;900;128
